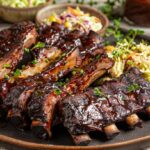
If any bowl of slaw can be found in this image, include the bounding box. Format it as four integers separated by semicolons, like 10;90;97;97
0;0;53;23
36;4;109;35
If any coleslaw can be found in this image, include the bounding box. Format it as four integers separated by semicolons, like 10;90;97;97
45;7;103;33
0;0;47;8
105;41;150;81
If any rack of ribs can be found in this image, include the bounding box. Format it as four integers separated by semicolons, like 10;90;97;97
0;22;70;101
0;22;70;117
61;67;150;145
27;45;113;139
3;28;104;128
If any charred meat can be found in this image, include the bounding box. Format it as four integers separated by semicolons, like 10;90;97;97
0;21;37;80
61;68;150;135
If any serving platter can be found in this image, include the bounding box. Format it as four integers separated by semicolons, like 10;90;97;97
0;119;149;150
0;35;149;150
0;3;149;150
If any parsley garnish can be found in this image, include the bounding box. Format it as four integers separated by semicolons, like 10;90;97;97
14;69;21;77
65;78;69;82
105;18;124;43
72;69;84;76
96;54;101;60
80;69;84;75
53;89;62;95
72;70;76;75
2;63;11;69
57;81;65;87
32;42;45;49
32;59;38;65
59;53;66;60
93;87;102;96
127;83;140;92
45;59;49;63
4;74;9;80
24;48;30;53
127;60;134;66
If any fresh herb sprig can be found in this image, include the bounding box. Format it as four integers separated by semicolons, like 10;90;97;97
13;69;21;77
105;18;124;43
111;29;144;59
100;0;125;18
93;87;102;96
53;88;62;95
127;83;140;92
32;42;45;49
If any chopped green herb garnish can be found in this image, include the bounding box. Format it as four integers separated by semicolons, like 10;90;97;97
34;90;42;97
105;18;124;43
32;42;45;49
96;54;101;60
24;48;30;53
93;87;102;96
2;63;11;69
53;89;62;95
59;53;66;59
14;69;21;77
65;78;69;82
45;59;49;63
72;70;77;75
127;83;140;92
57;81;65;87
80;69;84;75
4;74;9;80
32;59;38;65
89;58;94;62
127;60;134;66
72;69;84;76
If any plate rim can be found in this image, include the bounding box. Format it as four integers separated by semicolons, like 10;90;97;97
0;134;150;149
0;3;149;150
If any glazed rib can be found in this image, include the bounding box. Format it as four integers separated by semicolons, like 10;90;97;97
4;29;89;126
0;22;69;101
61;68;150;138
28;54;113;139
17;22;69;79
27;31;108;139
0;21;37;80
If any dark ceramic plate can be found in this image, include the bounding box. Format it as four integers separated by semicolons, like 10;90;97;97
0;119;149;150
0;12;149;149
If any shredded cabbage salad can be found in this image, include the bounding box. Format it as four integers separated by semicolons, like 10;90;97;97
45;7;102;32
0;0;47;8
105;41;150;81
